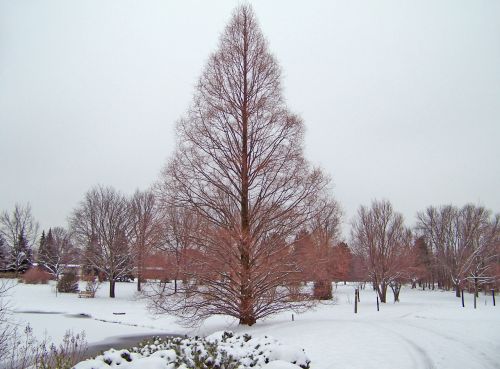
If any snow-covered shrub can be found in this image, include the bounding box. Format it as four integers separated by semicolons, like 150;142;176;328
73;332;310;369
57;271;79;293
21;267;52;284
81;273;101;296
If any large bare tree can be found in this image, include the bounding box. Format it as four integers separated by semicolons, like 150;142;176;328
416;204;499;296
0;204;39;275
70;186;133;298
153;5;329;325
351;200;413;303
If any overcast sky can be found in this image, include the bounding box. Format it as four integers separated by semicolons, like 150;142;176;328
1;0;499;235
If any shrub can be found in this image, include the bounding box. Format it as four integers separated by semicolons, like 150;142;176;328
81;273;101;296
35;330;87;369
1;325;87;369
313;280;333;300
57;272;79;293
21;268;52;285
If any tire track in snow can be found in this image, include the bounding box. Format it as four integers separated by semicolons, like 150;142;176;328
367;322;436;369
391;320;500;369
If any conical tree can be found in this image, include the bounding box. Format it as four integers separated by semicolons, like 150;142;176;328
155;5;330;326
0;235;7;272
11;233;32;274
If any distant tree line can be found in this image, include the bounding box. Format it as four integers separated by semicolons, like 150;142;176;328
350;200;499;303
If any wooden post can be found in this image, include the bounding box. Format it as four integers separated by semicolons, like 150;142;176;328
461;290;465;308
376;295;379;311
474;292;477;309
492;289;496;307
354;289;358;314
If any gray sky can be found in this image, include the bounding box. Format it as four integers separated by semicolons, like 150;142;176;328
1;0;499;235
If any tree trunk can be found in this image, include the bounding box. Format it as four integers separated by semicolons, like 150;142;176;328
110;280;116;298
137;253;143;292
238;16;255;327
455;283;461;298
377;282;387;303
391;282;401;302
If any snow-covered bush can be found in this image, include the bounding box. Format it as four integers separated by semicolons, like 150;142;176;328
73;331;310;369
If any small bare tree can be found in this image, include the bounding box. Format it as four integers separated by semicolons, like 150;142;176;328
70;186;133;298
152;5;329;325
155;203;201;293
37;227;78;284
294;197;342;299
351;200;413;303
129;189;163;292
0;204;39;275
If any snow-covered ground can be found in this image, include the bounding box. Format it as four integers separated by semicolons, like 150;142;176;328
3;280;500;369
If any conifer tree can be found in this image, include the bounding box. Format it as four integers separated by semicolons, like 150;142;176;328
154;5;330;325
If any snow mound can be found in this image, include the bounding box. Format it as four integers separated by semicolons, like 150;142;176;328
73;332;310;369
262;360;303;369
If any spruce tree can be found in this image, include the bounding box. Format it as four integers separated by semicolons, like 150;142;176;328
0;235;7;272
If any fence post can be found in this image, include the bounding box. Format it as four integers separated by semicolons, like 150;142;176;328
376;295;379;311
474;292;477;309
354;289;358;314
461;290;465;308
492;289;496;307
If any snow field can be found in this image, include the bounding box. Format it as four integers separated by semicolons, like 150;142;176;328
3;280;500;369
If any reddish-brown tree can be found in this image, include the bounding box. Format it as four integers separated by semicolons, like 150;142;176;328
130;189;163;292
330;242;352;283
155;204;201;293
293;198;342;299
153;5;329;325
351;200;413;303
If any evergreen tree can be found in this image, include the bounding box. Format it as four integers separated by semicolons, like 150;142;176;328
38;229;55;271
37;230;46;263
0;235;7;272
8;233;32;274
